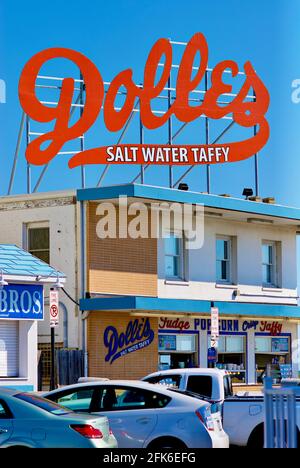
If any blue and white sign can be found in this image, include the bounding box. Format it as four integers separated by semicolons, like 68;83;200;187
0;284;44;320
104;318;155;364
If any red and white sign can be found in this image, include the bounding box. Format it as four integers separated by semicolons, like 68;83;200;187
49;289;59;328
18;33;270;170
210;307;219;348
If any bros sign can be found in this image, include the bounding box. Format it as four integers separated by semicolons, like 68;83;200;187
18;33;270;169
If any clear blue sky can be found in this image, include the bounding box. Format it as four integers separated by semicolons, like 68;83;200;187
0;0;300;208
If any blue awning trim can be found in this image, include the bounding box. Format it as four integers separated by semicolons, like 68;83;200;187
77;184;300;221
79;296;300;319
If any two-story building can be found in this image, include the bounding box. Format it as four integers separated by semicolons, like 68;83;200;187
1;183;300;386
78;184;300;384
0;191;79;386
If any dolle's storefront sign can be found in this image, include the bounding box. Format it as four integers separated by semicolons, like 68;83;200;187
0;284;44;320
18;33;269;169
104;318;155;364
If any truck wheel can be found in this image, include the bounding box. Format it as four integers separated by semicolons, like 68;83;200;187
248;424;300;448
247;424;264;448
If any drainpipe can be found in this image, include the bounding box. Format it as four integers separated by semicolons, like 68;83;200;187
80;200;88;377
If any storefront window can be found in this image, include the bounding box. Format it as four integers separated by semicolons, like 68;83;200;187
213;335;246;383
158;333;198;370
255;335;291;383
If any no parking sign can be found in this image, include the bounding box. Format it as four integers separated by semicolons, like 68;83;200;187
49;289;59;327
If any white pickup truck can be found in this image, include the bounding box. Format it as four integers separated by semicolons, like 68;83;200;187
142;368;300;447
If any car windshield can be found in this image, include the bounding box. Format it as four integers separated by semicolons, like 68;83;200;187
15;393;74;415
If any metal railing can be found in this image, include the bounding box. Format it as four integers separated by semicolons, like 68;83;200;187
264;376;299;448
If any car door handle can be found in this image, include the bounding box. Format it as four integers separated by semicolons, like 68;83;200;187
136;417;152;424
0;428;8;434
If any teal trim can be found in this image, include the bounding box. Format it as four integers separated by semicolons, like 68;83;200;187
0;385;34;391
77;184;300;221
80;296;300;319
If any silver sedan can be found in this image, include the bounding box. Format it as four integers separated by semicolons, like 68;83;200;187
0;387;118;448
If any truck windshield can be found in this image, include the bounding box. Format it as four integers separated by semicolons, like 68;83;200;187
223;376;233;397
144;375;181;388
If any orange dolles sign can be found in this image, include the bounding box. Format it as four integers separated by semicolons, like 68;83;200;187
18;33;270;168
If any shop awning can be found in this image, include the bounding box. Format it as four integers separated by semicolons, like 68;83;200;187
80;295;300;319
0;244;66;284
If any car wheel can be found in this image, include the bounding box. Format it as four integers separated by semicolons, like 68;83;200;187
7;446;31;449
148;437;187;449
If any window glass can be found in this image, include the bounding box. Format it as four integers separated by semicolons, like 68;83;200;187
186;376;213;398
0;400;11;419
262;264;272;284
216;238;231;282
99;387;171;411
164;233;182;279
262;242;276;285
165;255;179;278
55;388;94;412
15;393;72;416
28;227;50;264
144;375;182;388
176;335;196;352
216;336;226;353
255;336;271;353
164;235;180;256
223;376;233;398
226;336;244;353
262;244;272;264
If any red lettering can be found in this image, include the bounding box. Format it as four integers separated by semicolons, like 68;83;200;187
18;33;270;168
19;48;103;166
104;69;139;132
174;33;208;122
259;321;282;336
260;321;267;332
159;317;190;330
140;38;173;129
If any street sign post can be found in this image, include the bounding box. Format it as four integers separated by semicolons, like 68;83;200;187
210;306;219;347
49;289;59;390
49;289;59;328
209;304;219;367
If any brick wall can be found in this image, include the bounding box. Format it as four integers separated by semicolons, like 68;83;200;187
87;202;157;296
87;311;159;380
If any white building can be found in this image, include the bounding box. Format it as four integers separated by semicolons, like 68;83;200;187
0;192;79;386
0;244;65;391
